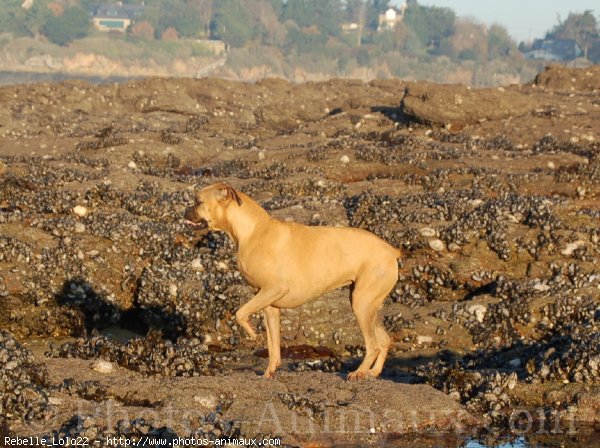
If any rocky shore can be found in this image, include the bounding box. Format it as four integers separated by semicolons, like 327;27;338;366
0;65;599;446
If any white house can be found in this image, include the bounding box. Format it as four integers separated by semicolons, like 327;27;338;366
378;3;407;31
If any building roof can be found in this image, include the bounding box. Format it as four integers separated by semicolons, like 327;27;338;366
92;3;144;20
525;39;581;61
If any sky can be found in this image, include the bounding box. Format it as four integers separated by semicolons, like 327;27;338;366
394;0;598;43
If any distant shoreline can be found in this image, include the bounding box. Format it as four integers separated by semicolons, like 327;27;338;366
0;71;139;86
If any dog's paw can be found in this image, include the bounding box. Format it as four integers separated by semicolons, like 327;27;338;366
262;371;276;379
241;329;258;341
249;332;264;345
347;370;374;381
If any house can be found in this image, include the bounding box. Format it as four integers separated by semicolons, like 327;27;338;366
377;3;407;31
91;2;144;32
341;22;359;33
524;39;582;61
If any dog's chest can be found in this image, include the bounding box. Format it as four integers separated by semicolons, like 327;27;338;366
236;255;260;288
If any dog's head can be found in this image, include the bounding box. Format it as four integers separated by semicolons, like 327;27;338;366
184;183;242;231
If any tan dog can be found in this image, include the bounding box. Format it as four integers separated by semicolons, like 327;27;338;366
184;183;401;380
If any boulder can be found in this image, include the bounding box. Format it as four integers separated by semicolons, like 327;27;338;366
400;82;537;127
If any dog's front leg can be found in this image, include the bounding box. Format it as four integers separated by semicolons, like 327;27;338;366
263;306;281;378
235;286;288;340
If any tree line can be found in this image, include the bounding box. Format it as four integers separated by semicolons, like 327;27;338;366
1;0;598;64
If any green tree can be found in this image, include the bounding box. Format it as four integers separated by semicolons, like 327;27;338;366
458;48;477;61
189;0;214;38
267;0;285;18
547;11;598;59
337;53;351;74
79;0;97;9
314;0;344;36
404;3;455;49
356;46;372;65
282;0;313;27
0;0;28;36
284;23;327;53
374;29;395;52
344;0;369;46
210;0;255;47
1;0;63;39
488;24;516;60
282;0;343;37
345;0;362;22
244;0;286;46
143;0;199;38
23;0;53;39
41;5;91;46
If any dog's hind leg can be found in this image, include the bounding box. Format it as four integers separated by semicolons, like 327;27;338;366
368;319;391;378
348;264;397;381
348;287;382;380
263;306;281;378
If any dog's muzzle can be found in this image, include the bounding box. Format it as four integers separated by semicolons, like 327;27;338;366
183;207;207;228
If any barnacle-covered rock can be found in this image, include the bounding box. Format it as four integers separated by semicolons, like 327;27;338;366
46;331;222;377
0;331;50;422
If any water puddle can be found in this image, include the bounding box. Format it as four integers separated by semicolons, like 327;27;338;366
464;439;533;447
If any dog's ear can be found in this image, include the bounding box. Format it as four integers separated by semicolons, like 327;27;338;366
219;185;242;206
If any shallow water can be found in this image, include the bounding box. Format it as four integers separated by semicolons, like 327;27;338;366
464;439;529;447
463;432;600;448
0;70;135;86
328;434;595;448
